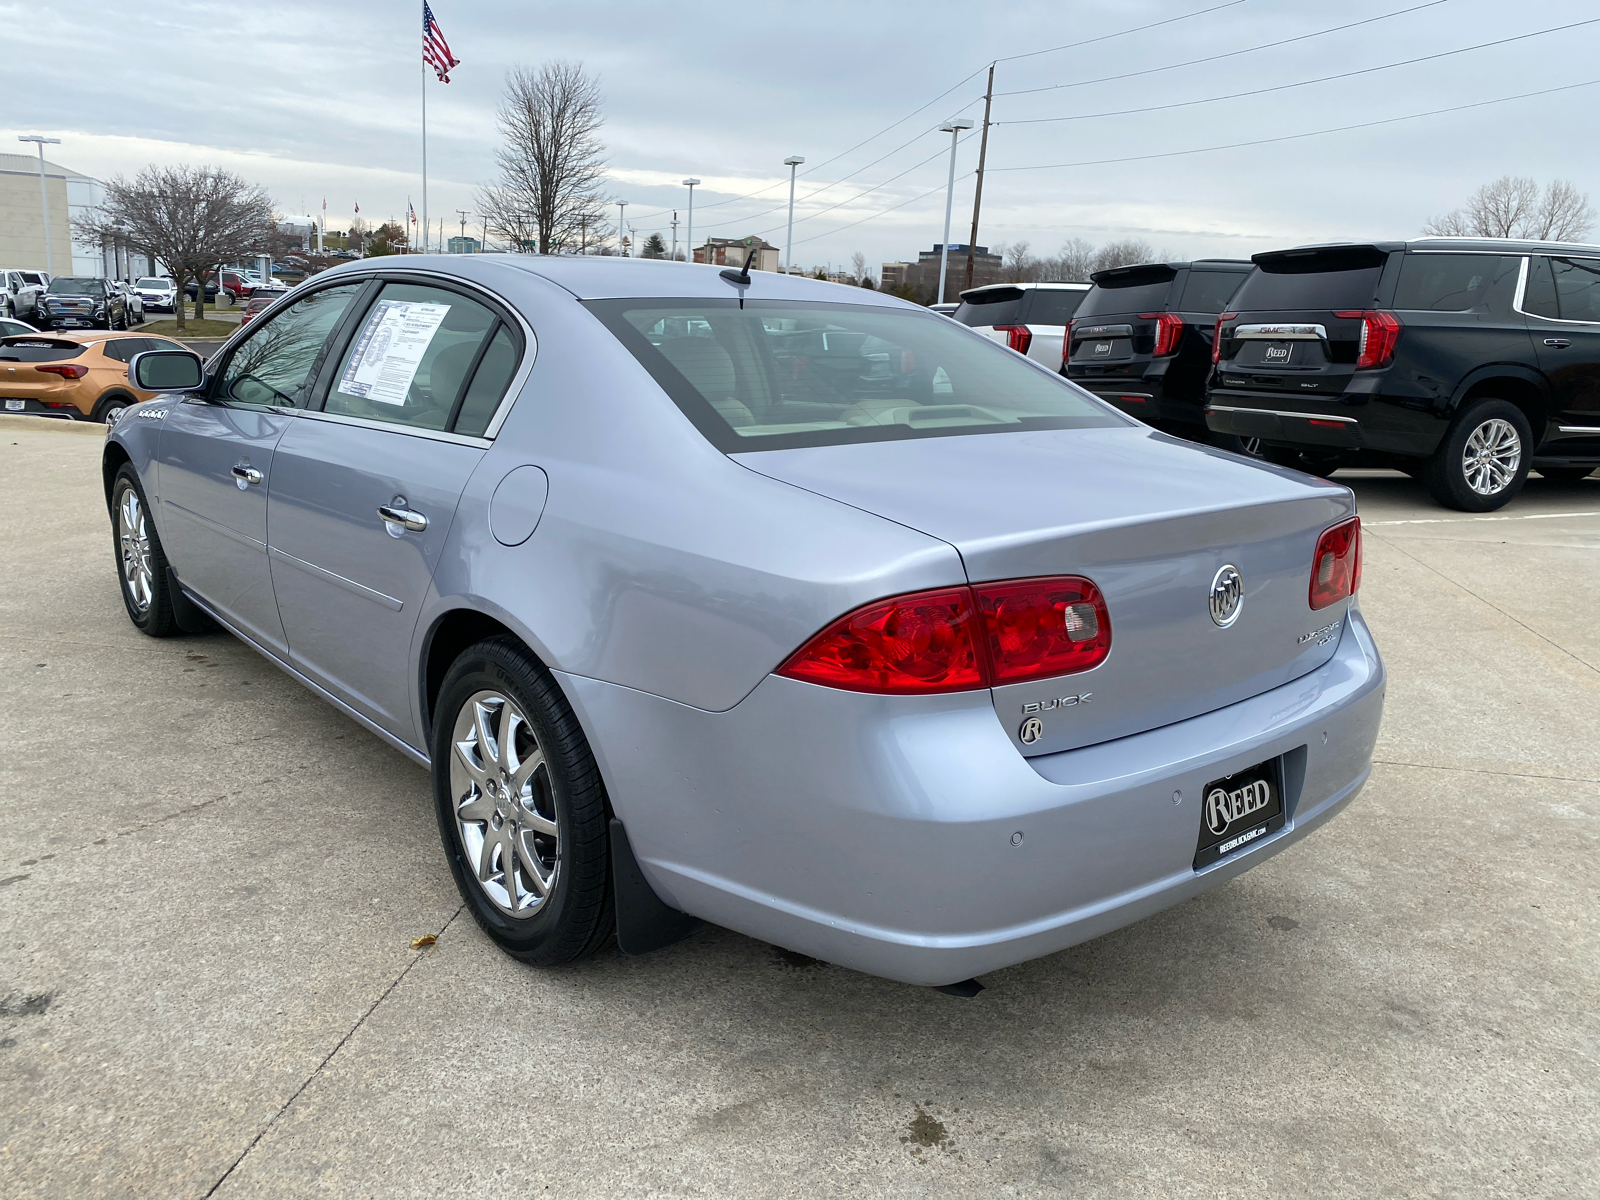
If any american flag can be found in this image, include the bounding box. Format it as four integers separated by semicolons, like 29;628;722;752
423;3;459;83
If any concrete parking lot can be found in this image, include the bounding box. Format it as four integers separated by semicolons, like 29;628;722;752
1;415;1596;1197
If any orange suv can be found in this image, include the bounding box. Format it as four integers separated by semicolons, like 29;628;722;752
0;330;194;423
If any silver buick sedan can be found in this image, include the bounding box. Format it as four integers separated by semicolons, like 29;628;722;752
105;256;1384;988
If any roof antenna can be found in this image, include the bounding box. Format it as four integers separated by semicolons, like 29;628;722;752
720;247;757;287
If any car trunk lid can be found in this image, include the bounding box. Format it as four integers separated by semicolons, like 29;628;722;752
739;426;1355;754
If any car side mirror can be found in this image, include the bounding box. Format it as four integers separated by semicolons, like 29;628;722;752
131;350;205;392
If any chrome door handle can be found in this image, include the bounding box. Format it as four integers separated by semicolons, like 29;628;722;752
1544;338;1572;348
231;465;263;485
377;505;428;532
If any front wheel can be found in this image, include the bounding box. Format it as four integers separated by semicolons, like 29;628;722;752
111;464;179;636
1424;399;1532;511
432;637;614;965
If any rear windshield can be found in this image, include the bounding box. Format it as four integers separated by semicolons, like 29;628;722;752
47;277;102;296
1074;268;1177;318
1393;253;1517;311
587;298;1122;452
1178;270;1245;314
1023;288;1087;326
1233;247;1388;311
0;338;87;362
953;287;1023;327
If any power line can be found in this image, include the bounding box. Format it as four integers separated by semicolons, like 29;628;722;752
998;17;1600;125
992;78;1600;172
995;0;1246;65
790;173;976;249
993;0;1453;98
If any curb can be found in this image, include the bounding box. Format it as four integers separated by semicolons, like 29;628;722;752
0;413;109;437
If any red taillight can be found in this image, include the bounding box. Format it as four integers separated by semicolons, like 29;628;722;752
1333;310;1401;369
777;577;1112;694
1141;312;1184;357
1063;321;1075;366
994;324;1032;355
973;577;1112;683
776;587;984;695
1212;312;1236;364
1309;517;1361;610
36;363;87;379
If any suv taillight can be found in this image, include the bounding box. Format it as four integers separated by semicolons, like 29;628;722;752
1212;312;1236;364
36;364;87;379
1309;517;1361;610
1333;310;1401;369
1064;319;1077;366
777;577;1112;695
993;324;1032;355
1140;312;1184;357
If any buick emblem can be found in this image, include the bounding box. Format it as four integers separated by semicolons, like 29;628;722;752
1019;717;1043;744
1209;564;1243;628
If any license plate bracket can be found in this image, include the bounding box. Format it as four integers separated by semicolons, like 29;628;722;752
1193;756;1286;869
5;399;24;411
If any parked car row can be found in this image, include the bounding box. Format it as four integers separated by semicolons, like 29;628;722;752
954;236;1600;511
2;268;50;320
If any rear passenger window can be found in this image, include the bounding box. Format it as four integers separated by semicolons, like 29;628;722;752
101;338;148;364
1524;257;1559;319
1394;254;1513;311
323;283;502;431
1548;257;1600;323
452;325;521;437
1178;271;1244;314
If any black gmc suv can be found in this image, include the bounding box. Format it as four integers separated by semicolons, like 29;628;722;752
1206;239;1600;510
1064;259;1251;444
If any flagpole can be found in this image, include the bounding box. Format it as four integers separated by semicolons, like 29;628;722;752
421;57;429;254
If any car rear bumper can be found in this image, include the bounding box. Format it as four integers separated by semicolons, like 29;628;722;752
562;607;1384;986
0;398;82;419
1206;398;1364;449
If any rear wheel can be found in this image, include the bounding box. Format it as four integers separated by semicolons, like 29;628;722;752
95;394;134;425
1424;399;1531;512
1538;466;1594;483
1210;433;1263;458
432;637;614;965
111;464;179;636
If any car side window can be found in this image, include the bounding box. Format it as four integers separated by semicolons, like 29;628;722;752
102;338;148;364
1393;254;1513;312
322;283;500;431
1524;257;1560;319
452;324;522;437
217;283;365;409
1548;257;1600;324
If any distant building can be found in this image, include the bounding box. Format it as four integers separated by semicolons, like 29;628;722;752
448;236;481;254
0;152;153;278
880;261;913;292
693;235;780;272
882;244;1005;303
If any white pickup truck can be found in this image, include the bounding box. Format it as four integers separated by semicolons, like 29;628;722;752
2;269;48;320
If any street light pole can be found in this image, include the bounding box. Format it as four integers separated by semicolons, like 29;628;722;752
936;119;974;306
671;211;679;262
18;136;62;276
682;178;700;264
617;200;628;256
782;156;805;275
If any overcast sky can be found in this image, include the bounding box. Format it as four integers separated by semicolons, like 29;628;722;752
6;0;1600;272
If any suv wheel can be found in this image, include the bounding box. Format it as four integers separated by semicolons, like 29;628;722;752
432;637;614;965
111;464;179;636
1424;399;1531;512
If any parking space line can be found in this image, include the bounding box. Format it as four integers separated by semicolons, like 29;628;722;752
1366;509;1600;526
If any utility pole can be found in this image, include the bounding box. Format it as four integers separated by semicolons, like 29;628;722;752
683;178;700;263
936;118;974;306
963;64;995;293
616;200;628;256
671;211;679;261
456;209;470;252
782;156;805;275
18;136;61;275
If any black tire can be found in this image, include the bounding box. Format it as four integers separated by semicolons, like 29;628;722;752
110;464;179;636
1537;466;1594;483
1423;399;1532;512
432;636;614;965
94;394;135;425
1210;433;1264;458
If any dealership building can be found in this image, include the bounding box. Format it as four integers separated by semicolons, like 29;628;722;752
0;151;155;278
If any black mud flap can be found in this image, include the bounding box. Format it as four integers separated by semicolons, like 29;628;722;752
166;568;217;634
611;819;701;956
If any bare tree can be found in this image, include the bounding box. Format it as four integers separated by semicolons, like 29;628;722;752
76;164;273;330
849;250;872;286
1091;239;1155;273
1424;176;1594;242
478;60;609;255
1052;238;1097;282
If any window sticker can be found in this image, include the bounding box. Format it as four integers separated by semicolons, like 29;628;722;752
338;299;451;405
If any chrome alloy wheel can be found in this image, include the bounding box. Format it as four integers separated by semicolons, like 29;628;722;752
1462;417;1522;495
449;690;559;917
118;487;154;612
1240;436;1263;457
